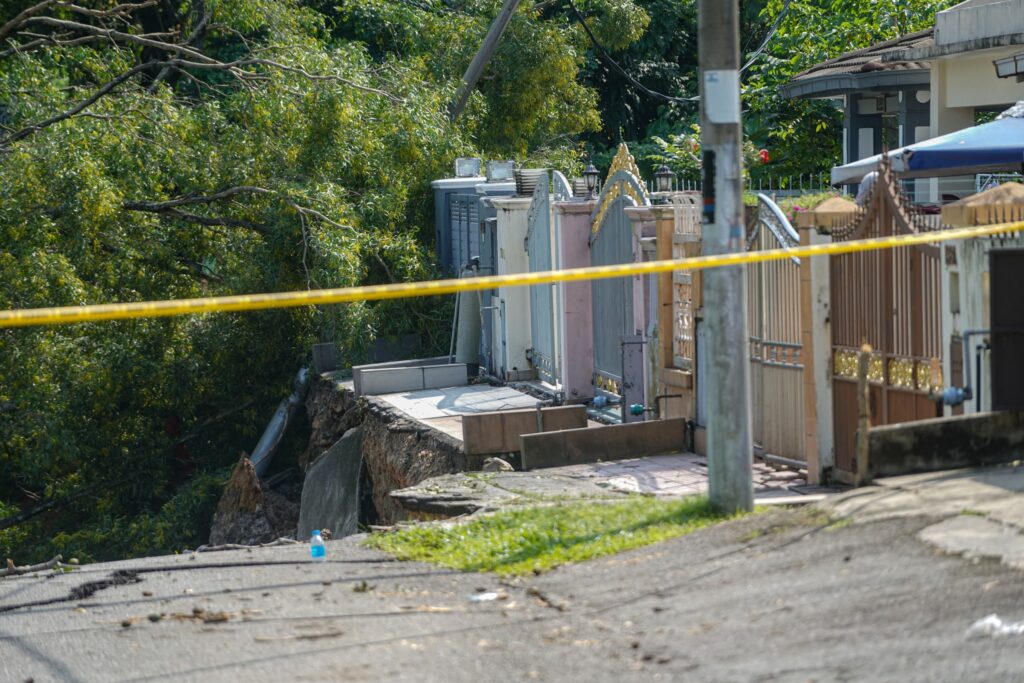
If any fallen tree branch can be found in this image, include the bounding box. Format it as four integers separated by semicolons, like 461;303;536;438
236;58;401;102
55;0;159;20
0;0;57;43
123;186;272;211
26;16;215;64
1;555;63;578
0;60;156;147
147;8;211;94
0;477;133;533
123;204;269;234
288;202;355;232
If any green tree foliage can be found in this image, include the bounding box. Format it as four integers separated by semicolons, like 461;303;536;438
327;0;650;156
585;0;952;179
0;0;651;564
741;0;958;177
0;0;453;562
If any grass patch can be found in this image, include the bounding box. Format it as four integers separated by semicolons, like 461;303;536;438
366;496;747;575
824;516;853;532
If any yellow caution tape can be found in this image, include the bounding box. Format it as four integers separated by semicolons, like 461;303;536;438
2;221;1022;328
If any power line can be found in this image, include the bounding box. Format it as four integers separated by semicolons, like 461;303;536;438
563;0;696;104
565;0;792;105
740;0;792;74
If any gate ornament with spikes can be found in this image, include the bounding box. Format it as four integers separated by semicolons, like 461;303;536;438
591;143;650;232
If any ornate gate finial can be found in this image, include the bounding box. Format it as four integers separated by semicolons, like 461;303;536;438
591;143;651;233
607;143;644;182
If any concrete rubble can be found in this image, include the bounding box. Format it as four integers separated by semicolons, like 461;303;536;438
392;453;838;518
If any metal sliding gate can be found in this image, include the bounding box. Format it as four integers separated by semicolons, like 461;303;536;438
747;195;806;465
830;161;943;475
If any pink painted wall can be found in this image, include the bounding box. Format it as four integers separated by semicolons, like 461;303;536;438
555;200;596;400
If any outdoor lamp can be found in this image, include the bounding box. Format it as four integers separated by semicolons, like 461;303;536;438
993;52;1024;80
654;164;675;193
583;163;599;196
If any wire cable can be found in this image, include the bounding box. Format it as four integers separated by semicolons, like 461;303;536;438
739;0;792;75
565;0;792;104
564;0;697;104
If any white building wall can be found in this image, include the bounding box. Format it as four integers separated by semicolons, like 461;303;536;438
935;0;1024;45
944;48;1024;109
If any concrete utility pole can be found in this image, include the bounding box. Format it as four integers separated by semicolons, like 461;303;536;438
698;0;753;513
448;0;523;122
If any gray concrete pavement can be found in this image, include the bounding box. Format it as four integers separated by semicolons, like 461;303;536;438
822;462;1024;571
4;467;1024;682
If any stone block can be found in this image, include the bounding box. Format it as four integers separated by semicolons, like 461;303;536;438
462;405;587;456
520;418;687;470
298;426;363;540
867;411;1024;479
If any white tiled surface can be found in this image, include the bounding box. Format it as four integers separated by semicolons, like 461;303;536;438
378;384;539;420
376;385;542;441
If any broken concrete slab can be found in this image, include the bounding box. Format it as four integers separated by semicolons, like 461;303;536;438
298;426;363;540
520;418;687;469
391;453;835;517
462;405;587;455
375;384;538;422
390;471;630;517
919;514;1024;571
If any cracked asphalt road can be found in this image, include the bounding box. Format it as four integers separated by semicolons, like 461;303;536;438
3;502;1024;682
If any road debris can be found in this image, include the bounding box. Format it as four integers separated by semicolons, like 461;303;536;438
966;614;1024;639
1;555;66;578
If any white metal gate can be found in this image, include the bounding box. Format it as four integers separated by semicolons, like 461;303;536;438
526;172;558;384
747;194;805;465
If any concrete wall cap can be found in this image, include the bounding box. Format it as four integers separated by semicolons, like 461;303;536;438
475;182;516;195
431;177;486;190
489;196;534;210
554;199;598;214
624;205;657;221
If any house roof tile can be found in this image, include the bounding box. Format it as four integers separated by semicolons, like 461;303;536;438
791;28;933;82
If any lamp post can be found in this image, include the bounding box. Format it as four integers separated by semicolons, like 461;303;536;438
583;164;599;198
654;164;676;194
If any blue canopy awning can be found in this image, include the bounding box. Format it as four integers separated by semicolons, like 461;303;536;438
832;101;1024;185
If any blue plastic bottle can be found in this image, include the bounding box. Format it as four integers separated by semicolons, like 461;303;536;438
310;529;326;562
